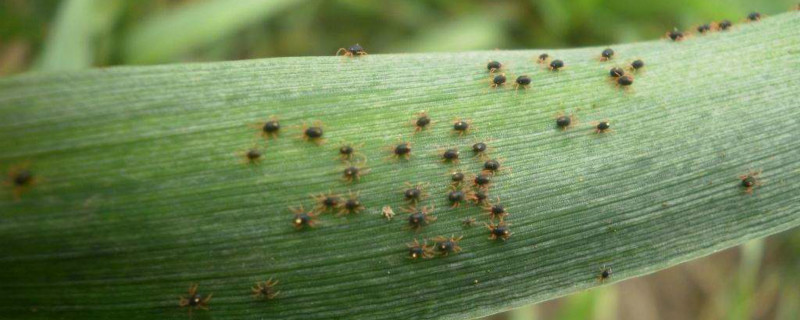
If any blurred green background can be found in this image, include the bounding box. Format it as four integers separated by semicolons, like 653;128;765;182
1;1;799;319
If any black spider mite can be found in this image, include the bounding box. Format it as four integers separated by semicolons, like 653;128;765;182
238;146;263;164
600;48;614;61
462;217;477;227
447;185;475;208
482;159;508;175
746;12;761;21
407;238;434;259
341;161;370;183
252;278;279;300
472;188;489;205
5;163;36;200
449;170;466;186
179;284;212;315
252;116;281;139
312;191;341;213
386;141;412;160
739;170;762;194
514;75;531;90
716;20;732;31
337;142;364;162
440;147;460;164
555;112;577;131
486;60;503;73
403;205;437;230
412;111;435;133
471;140;494;160
471;173;493;188
486;221;512;241
597;265;613;283
616;74;634;88
433;235;463;256
402;182;429;204
452;118;473;136
666;28;685;41
609;67;625;78
490;73;507;88
299;121;326;145
291;205;319;229
483;198;509;219
549;59;564;71
696;24;712;34
537;53;550;64
338;191;365;215
630;59;645;71
336;43;367;57
592;120;612;134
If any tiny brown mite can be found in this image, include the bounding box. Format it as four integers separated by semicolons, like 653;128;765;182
440;147;460;164
388;141;412;160
486;221;512;241
433;235;463;256
490;73;507;88
338;191;365;216
600;48;614;61
448;170;466;186
407;238;434;259
382;205;395;220
403;205;437;230
452;118;473;136
616;75;634;88
291;205;319;229
252;116;281;139
592;120;612;134
336;142;365;162
483;198;508;219
299;120;326;145
555;112;577;131
471;173;493;188
403;182;430;204
666;28;686;41
739;170;763;194
179;284;212;315
412;111;435;133
514;75;532;90
5;163;36;200
252;278;280;300
482;158;508;175
471;139;494;160
472;189;489;205
537;53;550;64
549;59;565;71
598;265;613;283
341;161;370;183
446;185;476;208
487;60;503;73
312;191;341;213
336;43;367;57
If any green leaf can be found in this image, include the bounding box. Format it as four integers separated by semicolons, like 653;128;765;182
1;12;799;320
122;0;304;64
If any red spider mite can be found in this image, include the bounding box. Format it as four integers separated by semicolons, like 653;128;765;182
4;162;37;201
407;238;434;259
252;278;280;300
433;235;463;256
739;169;763;194
312;191;341;213
402;182;430;204
411;111;435;134
338;190;365;216
403;205;437;231
336;43;368;57
452;118;474;136
298;120;326;145
486;220;512;241
341;161;370;183
291;205;319;229
179;284;212;315
251;115;281;139
483;197;509;220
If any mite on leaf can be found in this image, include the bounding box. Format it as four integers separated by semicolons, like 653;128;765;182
412;111;435;133
600;48;615;61
312;191;341;213
404;205;437;231
448;170;466;186
591;120;613;134
341;161;370;183
386;140;412;160
629;59;645;72
489;73;507;88
616;74;634;89
555;112;577;131
598;265;613;283
179;284;212;315
433;235;463;256
338;191;365;216
407;238;434;259
439;147;461;164
609;67;625;78
252;278;279;300
447;185;476;208
252;116;281;139
472;188;490;205
471;173;493;188
746;12;762;22
486;60;503;73
739;170;763;194
336;43;367;57
486;220;512;241
482;158;509;175
666;28;686;41
403;182;430;204
299;121;326;145
471;139;494;160
452;118;473;136
336;142;364;162
483;198;509;220
549;59;565;71
536;53;550;64
515;75;532;90
696;23;712;34
4;163;37;200
291;205;319;229
462;217;477;227
716;20;732;31
382;205;395;220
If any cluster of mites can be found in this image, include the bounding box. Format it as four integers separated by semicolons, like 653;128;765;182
665;11;766;42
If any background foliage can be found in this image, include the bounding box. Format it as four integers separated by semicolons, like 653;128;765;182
1;1;799;319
